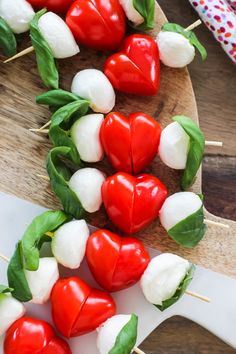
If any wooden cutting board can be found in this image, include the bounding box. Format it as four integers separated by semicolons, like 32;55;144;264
0;3;235;277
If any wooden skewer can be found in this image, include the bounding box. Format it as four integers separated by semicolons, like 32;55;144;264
204;219;230;229
45;231;54;238
0;253;10;263
29;128;49;134
185;290;210;303
36;174;50;181
134;347;146;354
184;19;202;32
4;46;34;63
205;141;223;147
39;120;52;130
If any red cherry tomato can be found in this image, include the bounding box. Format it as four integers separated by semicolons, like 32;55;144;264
86;229;150;291
4;317;71;354
51;277;116;337
27;0;74;13
66;0;126;51
102;172;168;234
104;34;160;96
100;112;161;174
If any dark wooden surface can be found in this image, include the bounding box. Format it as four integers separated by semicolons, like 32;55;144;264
139;1;236;352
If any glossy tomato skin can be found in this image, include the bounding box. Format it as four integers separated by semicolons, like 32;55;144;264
51;277;116;338
71;288;116;336
66;0;126;51
102;173;168;234
100;112;161;174
27;0;74;13
104;34;160;96
86;229;150;291
40;337;72;354
51;277;91;338
4;317;71;354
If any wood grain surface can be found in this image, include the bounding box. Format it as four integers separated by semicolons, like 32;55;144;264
0;3;235;278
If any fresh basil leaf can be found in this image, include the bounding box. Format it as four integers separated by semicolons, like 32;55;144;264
21;210;70;271
156;264;195;311
46;146;85;219
0;17;17;57
0;285;13;294
162;23;207;61
30;9;59;88
132;0;155;30
168;203;206;248
173;115;205;190
49;100;90;165
109;314;138;354
7;242;32;302
36;89;80;107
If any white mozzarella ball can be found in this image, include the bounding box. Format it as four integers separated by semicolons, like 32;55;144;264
52;219;90;269
38;12;79;59
156;31;195;68
0;295;25;335
159;122;190;169
141;253;190;305
71;114;104;163
0;0;35;34
97;315;132;354
71;69;115;114
69;168;105;213
119;0;144;26
24;257;59;304
159;192;203;231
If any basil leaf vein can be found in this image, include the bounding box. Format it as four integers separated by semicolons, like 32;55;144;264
30;9;59;89
168;203;207;248
132;0;155;30
162;23;207;61
109;314;138;354
7;242;32;302
0;17;17;57
21;210;70;271
156;264;195;311
46;146;85;219
173;115;205;190
49;100;90;165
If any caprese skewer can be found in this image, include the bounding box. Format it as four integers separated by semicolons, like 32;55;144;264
4;9;79;89
156;20;207;68
159;115;223;190
141;253;210;311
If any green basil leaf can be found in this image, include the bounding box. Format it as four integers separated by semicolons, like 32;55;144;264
7;242;32;302
36;89;80;107
132;0;155;30
156;264;195;311
168;203;206;248
109;314;138;354
30;9;59;89
21;210;70;271
162;23;207;61
173;115;205;190
49;100;90;165
0;285;13;294
46;146;85;219
0;17;17;57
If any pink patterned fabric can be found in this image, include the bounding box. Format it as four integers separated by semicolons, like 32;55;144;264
189;0;236;63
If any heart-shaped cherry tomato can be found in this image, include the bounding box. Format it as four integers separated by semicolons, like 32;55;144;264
66;0;126;51
51;277;116;337
104;34;160;96
4;317;71;354
100;112;161;174
102;172;168;234
27;0;74;13
86;229;150;291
